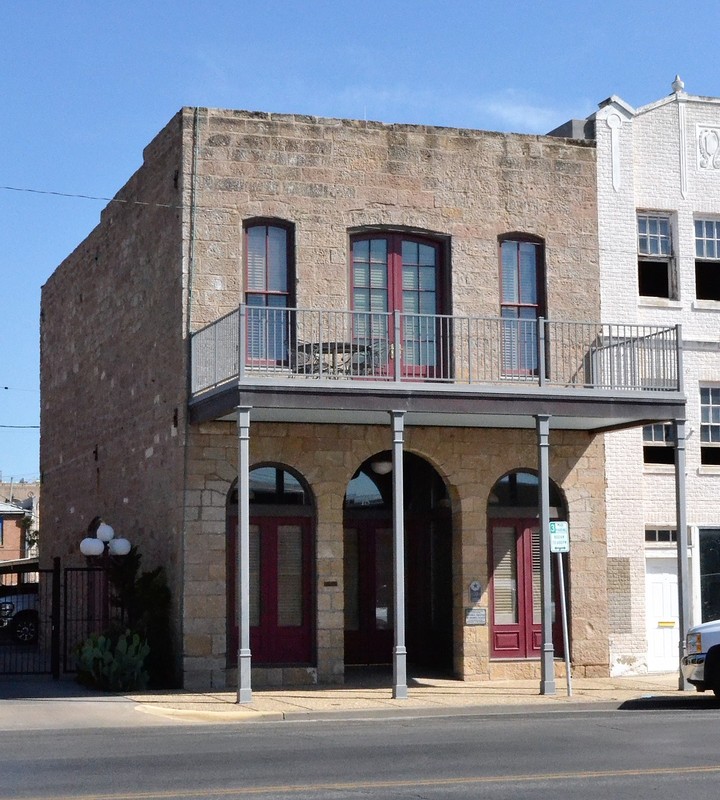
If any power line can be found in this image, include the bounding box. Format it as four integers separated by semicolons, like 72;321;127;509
2;386;38;393
0;184;238;213
0;425;39;429
1;184;181;209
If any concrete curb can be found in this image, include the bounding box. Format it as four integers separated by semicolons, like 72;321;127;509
132;697;692;725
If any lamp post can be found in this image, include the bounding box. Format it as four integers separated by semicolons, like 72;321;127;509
79;521;131;633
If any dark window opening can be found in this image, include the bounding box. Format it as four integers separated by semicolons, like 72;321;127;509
643;446;675;465
645;528;677;544
695;261;720;301
701;447;720;466
638;260;671;298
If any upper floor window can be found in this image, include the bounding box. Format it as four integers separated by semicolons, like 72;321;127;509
637;213;675;299
643;423;675;465
499;237;545;374
244;221;293;309
695;219;720;301
244;221;294;364
350;230;445;376
701;386;720;465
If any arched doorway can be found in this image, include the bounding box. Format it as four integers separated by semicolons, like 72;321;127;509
487;470;567;660
226;465;315;666
343;452;453;669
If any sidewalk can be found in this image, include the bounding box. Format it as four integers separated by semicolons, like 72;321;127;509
127;672;689;724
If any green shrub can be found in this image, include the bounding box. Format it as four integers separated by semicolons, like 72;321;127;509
76;629;150;692
106;547;176;688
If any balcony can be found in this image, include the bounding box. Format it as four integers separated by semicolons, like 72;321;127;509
189;306;685;431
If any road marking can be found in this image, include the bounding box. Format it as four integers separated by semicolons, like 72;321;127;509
12;764;720;799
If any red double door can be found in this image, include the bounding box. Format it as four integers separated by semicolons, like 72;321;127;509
489;519;564;659
227;516;313;665
343;517;453;667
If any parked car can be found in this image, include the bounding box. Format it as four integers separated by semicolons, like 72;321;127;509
0;582;39;644
682;618;720;696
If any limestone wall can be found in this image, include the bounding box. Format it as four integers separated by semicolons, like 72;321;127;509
182;422;607;688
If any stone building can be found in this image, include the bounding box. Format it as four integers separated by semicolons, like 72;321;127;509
40;108;685;691
557;79;720;675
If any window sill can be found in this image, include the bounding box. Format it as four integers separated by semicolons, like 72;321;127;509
638;298;683;310
643;464;676;475
692;299;720;311
697;465;720;476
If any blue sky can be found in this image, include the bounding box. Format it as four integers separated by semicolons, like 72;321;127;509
1;0;718;482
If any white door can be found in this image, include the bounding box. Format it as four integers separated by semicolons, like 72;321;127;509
645;557;678;672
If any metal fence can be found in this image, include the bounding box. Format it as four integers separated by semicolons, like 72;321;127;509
191;306;681;395
0;559;121;677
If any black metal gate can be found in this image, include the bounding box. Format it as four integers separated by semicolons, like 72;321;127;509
0;559;112;677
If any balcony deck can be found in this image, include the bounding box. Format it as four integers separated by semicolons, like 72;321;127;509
189;307;686;432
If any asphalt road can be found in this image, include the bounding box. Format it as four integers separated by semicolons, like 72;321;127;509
3;703;720;799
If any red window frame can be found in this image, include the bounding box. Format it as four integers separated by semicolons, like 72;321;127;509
243;219;295;366
499;237;545;376
489;519;563;660
350;231;446;378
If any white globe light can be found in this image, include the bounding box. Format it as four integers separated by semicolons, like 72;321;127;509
80;537;104;557
108;537;131;556
96;523;115;542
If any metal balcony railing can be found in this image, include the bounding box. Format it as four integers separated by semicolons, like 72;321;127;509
190;306;681;396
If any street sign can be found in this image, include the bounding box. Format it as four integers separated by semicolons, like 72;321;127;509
549;521;569;553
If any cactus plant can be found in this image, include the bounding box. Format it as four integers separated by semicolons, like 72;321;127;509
76;629;150;691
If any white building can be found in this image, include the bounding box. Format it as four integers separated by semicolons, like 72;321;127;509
553;78;720;674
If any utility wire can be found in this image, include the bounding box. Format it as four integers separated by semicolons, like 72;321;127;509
1;184;181;209
0;184;237;213
0;425;39;429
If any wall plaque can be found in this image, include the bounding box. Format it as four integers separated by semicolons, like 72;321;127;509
465;607;487;626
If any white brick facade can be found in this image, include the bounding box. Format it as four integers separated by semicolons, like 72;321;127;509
594;83;720;674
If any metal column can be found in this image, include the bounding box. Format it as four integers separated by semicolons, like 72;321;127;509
391;410;408;699
674;418;690;691
536;414;556;695
236;405;252;704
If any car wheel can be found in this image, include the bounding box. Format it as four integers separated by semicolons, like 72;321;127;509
13;612;38;644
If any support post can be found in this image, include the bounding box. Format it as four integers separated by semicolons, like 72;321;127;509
675;418;690;691
391;410;408;699
536;414;556;695
51;556;61;680
236;405;252;704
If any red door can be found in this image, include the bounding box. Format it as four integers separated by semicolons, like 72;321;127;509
351;234;442;379
344;522;394;665
227;516;313;664
489;520;563;659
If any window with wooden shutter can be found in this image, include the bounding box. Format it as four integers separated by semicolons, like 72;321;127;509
277;525;303;627
492;526;518;625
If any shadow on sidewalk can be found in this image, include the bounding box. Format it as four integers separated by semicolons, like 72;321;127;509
619;693;720;711
0;675;108;701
